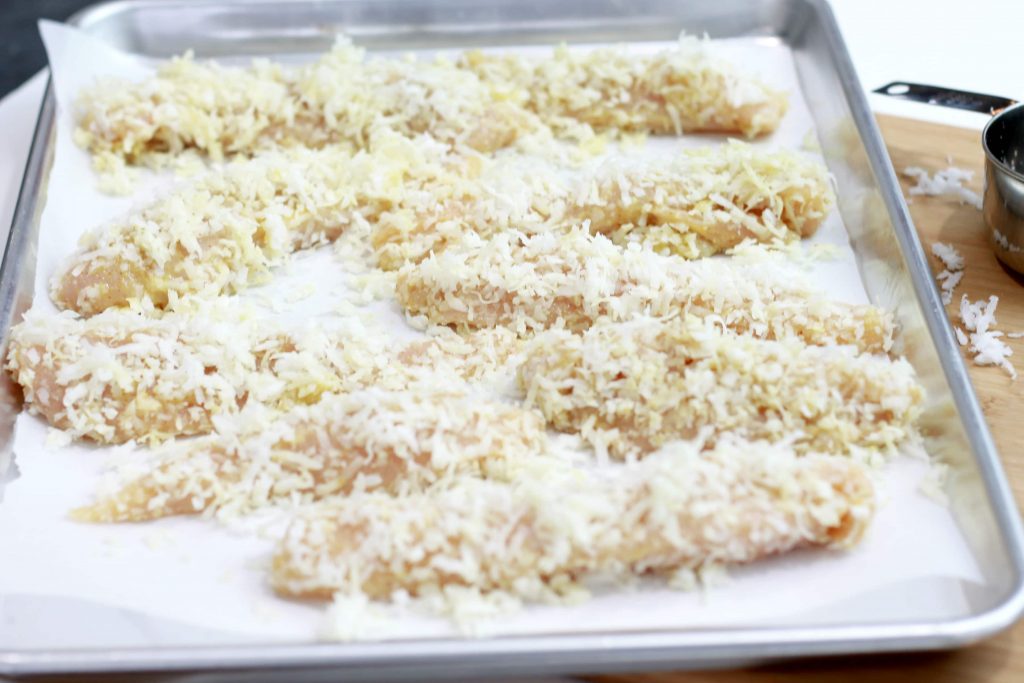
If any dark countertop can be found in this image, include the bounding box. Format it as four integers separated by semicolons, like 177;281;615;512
1;0;100;98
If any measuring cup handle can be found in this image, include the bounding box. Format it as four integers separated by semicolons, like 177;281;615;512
874;81;1016;115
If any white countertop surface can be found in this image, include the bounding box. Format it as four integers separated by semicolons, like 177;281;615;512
831;0;1016;128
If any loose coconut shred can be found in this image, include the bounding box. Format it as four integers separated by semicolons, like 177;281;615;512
927;239;1018;379
903;166;983;210
931;241;964;306
958;295;1017;379
5;34;936;636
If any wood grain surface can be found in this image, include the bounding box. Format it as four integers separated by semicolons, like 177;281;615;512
589;115;1024;683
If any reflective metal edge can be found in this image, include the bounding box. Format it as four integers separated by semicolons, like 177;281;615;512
0;79;51;497
1;0;1023;677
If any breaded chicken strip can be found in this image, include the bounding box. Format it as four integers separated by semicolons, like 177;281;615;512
75;38;537;187
570;141;833;258
396;228;893;353
8;305;522;445
518;317;923;459
460;37;788;139
373;142;833;269
6;308;267;445
71;387;546;522
52;137;456;316
271;440;872;600
76;36;786;190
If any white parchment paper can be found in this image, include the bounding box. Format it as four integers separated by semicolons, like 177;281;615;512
0;21;984;648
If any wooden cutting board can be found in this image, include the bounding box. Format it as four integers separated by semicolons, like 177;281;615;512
589;115;1024;683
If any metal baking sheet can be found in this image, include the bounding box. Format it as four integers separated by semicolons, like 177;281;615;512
1;0;1023;678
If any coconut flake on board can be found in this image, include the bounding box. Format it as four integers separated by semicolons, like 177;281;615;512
903;166;982;210
958;294;1017;379
931;241;965;305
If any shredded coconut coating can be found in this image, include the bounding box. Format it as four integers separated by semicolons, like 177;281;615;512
460;36;788;139
396;227;893;353
373;142;833;270
271;440;873;601
517;317;923;459
570;141;833;258
5;309;376;445
51;137;460;316
5;308;269;445
74;39;538;183
75;36;787;187
71;387;546;522
394;327;524;384
8;305;524;445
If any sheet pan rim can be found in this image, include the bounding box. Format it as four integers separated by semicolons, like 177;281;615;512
1;0;1022;675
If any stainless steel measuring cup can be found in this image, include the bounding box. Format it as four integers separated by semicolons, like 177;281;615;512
876;81;1024;275
983;104;1024;274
